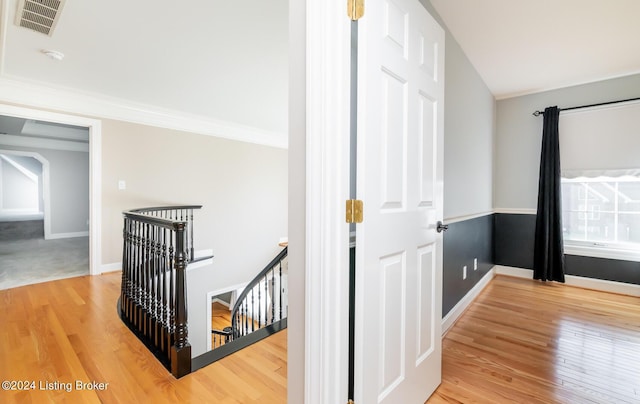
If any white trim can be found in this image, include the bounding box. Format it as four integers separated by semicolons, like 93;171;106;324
0;104;103;276
101;262;122;272
194;248;214;260
494;265;640;297
0;0;7;76
47;231;89;240
444;210;494;224
494;70;640;101
442;268;496;335
0;133;89;152
0;76;287;149
304;2;351;403
185;257;214;271
494;208;536;215
211;298;231;309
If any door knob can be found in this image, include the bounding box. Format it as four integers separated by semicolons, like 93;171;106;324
436;221;448;233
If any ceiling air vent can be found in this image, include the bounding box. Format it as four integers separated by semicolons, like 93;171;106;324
15;0;67;36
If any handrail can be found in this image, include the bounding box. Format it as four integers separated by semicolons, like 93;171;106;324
229;246;288;339
121;211;186;230
127;205;203;214
205;246;288;361
123;205;202;262
230;246;288;320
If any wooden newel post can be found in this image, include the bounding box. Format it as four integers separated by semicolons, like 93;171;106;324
171;222;191;378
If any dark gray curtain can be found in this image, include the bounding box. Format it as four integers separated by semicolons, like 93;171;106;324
533;106;565;282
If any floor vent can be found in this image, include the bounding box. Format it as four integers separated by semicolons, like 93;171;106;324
15;0;66;36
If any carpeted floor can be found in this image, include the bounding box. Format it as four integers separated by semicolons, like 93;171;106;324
0;221;89;290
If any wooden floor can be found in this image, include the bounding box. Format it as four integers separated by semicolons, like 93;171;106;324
0;272;286;403
212;301;232;347
1;273;639;403
429;275;640;403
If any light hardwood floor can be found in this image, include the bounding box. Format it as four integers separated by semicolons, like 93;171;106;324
0;272;286;403
1;273;638;403
429;275;640;403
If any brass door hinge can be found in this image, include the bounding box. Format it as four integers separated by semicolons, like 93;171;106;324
348;0;364;21
347;400;355;404
346;199;363;223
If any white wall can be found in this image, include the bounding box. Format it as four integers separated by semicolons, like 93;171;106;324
101;118;288;288
0;156;39;211
495;73;640;211
0;145;89;235
187;260;227;358
287;0;306;401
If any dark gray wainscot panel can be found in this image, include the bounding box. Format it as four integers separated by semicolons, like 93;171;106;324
443;214;494;317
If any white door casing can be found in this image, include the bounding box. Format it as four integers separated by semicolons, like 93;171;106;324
355;0;444;402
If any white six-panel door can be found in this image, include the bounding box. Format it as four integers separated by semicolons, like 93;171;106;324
355;0;444;402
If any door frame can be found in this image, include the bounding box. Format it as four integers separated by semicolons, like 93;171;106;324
299;2;353;403
0;103;102;276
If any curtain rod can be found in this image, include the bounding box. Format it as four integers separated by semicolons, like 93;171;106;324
532;96;640;116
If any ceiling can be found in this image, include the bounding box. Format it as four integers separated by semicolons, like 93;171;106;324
0;0;638;145
0;115;88;141
430;0;640;99
0;0;288;142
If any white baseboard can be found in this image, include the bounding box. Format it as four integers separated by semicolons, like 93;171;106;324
47;231;89;240
194;249;214;259
442;268;496;336
494;265;640;297
212;298;231;308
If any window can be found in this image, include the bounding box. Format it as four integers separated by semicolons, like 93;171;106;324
562;176;640;253
558;101;640;261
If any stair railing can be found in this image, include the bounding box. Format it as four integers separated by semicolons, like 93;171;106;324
207;246;288;353
119;205;203;378
231;246;288;339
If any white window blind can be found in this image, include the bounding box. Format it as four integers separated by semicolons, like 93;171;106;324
559;100;640;179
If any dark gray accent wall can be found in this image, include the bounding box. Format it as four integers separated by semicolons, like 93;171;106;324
443;214;493;317
494;212;640;285
494;213;536;269
565;255;640;285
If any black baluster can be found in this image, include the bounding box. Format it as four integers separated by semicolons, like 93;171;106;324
251;289;255;332
279;260;283;320
271;267;275;323
168;231;175;360
258;279;262;328
170;222;191;378
189;209;195;262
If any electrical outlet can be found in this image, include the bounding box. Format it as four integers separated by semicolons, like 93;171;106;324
463;265;467;280
118;180;126;190
474;258;478;271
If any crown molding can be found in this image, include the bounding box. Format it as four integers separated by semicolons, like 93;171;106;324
0;76;288;149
